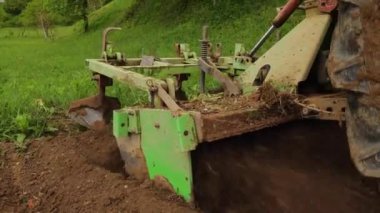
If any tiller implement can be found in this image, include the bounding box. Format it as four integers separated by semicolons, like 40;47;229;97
69;0;380;203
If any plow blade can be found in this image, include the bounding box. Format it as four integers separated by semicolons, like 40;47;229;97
69;95;120;130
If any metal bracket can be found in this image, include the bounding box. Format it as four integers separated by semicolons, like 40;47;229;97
139;109;198;202
113;109;148;181
113;109;141;136
297;94;347;121
175;43;197;60
146;79;182;111
233;43;253;71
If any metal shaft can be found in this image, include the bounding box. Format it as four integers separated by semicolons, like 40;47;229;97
249;25;276;57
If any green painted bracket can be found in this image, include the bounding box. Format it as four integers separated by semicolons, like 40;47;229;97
113;109;140;137
113;108;198;202
139;109;198;202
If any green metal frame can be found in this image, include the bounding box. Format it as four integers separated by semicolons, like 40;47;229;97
108;7;335;204
114;109;198;202
238;8;332;93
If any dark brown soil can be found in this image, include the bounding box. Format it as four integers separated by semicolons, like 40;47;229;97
193;120;380;213
0;130;195;213
1;120;379;213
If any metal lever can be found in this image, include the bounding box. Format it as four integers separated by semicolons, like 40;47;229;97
249;0;300;57
102;27;122;53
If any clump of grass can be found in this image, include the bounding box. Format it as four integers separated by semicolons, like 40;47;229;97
0;101;55;151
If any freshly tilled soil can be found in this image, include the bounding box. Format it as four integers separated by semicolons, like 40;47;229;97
0;130;195;213
1;121;380;212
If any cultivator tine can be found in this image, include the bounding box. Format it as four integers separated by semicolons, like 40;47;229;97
68;74;120;130
199;26;241;96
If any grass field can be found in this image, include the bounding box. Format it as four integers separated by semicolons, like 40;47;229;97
0;0;303;146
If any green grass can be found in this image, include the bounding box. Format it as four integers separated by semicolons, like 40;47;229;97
0;35;145;144
0;26;74;39
0;0;304;144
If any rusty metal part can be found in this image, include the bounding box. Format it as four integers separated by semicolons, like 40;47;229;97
199;58;241;96
102;27;122;53
116;134;148;180
175;43;182;57
198;109;298;142
146;79;182;111
301;0;338;12
69;74;121;129
209;43;222;63
318;0;339;12
272;0;301;27
157;85;182;111
296;94;347;121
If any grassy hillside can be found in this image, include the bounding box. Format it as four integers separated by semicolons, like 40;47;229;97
0;0;304;145
103;0;304;56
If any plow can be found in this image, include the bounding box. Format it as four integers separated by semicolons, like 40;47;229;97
69;0;380;205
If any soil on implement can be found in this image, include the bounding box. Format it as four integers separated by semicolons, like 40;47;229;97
180;83;298;115
0;121;380;212
181;83;301;142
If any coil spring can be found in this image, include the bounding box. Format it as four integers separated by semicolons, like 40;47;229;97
201;40;208;60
